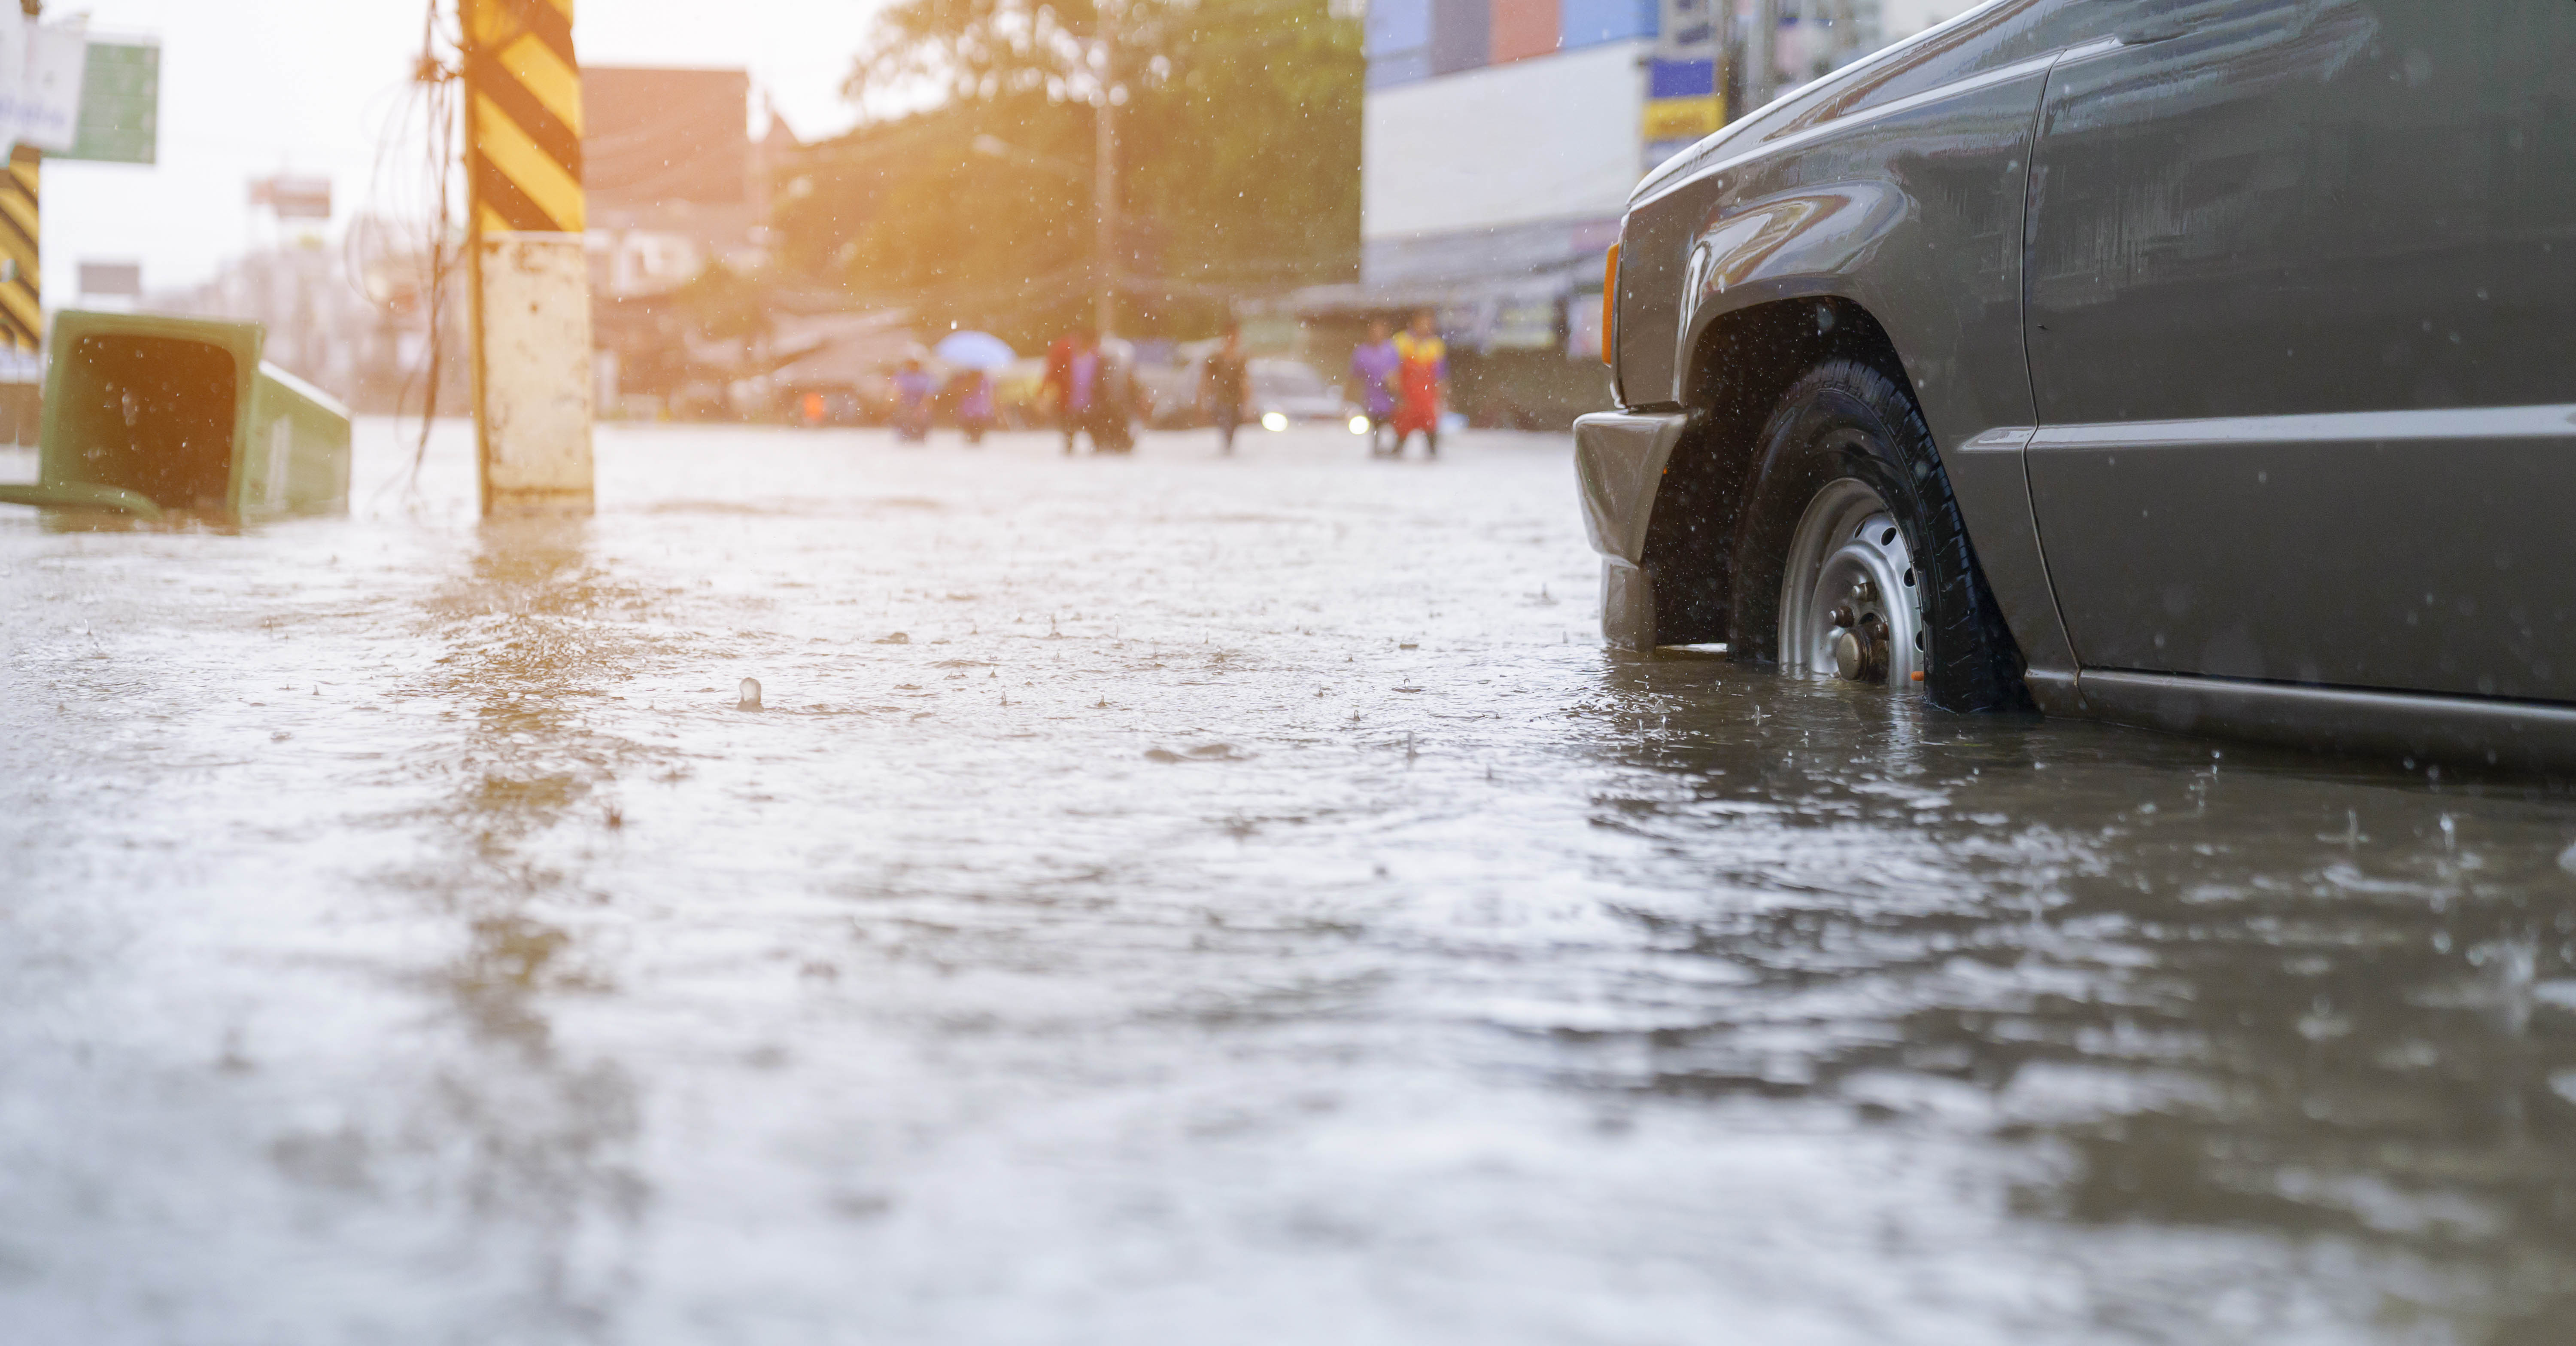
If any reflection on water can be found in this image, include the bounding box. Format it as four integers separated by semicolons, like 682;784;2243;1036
1;423;2573;1342
1584;655;2576;1340
416;519;658;1331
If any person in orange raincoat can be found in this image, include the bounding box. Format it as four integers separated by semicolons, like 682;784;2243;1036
1390;309;1448;458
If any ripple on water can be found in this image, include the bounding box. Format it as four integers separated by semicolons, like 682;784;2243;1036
1;421;2573;1342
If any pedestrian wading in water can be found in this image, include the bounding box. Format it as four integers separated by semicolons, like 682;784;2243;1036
1042;325;1135;454
1351;318;1400;456
1389;309;1447;459
1201;323;1249;454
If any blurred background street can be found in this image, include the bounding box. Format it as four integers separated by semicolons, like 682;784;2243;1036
25;0;1971;439
3;1;2574;1342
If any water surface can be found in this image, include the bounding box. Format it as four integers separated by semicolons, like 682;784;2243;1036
3;420;2572;1344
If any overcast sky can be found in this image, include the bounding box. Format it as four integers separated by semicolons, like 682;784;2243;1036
43;0;892;304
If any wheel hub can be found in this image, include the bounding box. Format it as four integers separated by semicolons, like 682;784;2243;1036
1777;478;1924;689
1831;615;1890;683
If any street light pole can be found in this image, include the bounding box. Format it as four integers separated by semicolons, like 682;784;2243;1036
1094;1;1119;339
1745;0;1777;115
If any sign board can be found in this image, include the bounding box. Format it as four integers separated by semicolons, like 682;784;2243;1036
1644;58;1723;144
1656;0;1722;59
77;260;140;297
249;175;332;220
63;39;155;164
1488;293;1560;350
0;24;21;143
1363;41;1645;243
1566;287;1605;361
9;21;87;153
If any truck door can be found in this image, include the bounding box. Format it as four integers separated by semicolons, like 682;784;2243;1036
2022;0;2576;701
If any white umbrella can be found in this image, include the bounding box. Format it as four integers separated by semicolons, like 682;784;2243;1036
933;331;1015;371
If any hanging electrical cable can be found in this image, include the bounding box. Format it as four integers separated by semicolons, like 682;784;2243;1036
404;0;462;498
353;0;462;508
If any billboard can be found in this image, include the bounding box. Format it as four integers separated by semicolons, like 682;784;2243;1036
1643;58;1722;147
1655;0;1722;58
76;260;139;298
1367;0;1655;88
249;175;332;220
65;37;155;164
1363;39;1645;243
5;21;87;154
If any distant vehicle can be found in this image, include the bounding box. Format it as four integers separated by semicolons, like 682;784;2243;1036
1577;0;2576;770
1145;353;1349;432
1138;343;1208;429
1245;359;1349;432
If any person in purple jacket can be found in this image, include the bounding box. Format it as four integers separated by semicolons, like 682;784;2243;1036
1350;319;1400;456
892;357;936;442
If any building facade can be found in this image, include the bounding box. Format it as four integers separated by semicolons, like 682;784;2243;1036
1359;0;1660;350
1345;0;1944;409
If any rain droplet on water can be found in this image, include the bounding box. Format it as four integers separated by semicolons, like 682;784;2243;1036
738;678;763;711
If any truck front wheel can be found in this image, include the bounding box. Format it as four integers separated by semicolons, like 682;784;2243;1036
1728;359;2031;713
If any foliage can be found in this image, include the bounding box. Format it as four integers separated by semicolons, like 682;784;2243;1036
768;0;1362;348
671;260;773;348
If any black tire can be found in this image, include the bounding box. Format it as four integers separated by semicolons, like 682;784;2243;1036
1729;359;2032;713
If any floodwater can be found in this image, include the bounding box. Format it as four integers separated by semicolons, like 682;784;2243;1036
4;418;2575;1345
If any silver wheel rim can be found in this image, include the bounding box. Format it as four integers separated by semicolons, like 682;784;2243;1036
1777;477;1924;690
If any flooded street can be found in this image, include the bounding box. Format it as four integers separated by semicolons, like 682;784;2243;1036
5;419;2576;1344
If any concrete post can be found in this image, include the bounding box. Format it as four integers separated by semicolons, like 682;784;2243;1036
462;0;594;517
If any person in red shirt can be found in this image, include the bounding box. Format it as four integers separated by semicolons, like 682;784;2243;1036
1390;309;1448;458
1040;326;1141;454
1041;326;1101;454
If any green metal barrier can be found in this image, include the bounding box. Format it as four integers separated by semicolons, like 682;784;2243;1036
0;310;350;521
245;359;352;519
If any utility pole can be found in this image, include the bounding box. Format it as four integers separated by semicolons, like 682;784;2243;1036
459;0;595;517
1744;0;1778;115
3;0;43;354
1094;0;1118;339
0;145;38;355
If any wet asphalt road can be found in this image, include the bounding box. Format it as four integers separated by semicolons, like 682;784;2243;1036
3;418;2575;1344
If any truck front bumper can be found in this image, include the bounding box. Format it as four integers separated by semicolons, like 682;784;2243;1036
1573;410;1691;564
1574;410;1692;650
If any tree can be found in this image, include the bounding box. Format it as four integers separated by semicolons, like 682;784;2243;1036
671;260;772;350
768;0;1361;347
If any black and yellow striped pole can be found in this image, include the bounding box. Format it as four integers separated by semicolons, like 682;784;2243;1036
462;0;594;516
4;1;41;356
0;148;41;351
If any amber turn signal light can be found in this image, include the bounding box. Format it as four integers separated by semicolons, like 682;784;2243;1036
1600;243;1619;366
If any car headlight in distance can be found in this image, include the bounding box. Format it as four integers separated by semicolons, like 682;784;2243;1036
1261;412;1288;432
1348;414;1370;435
